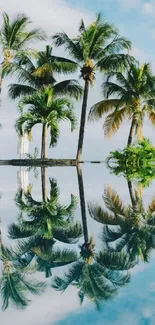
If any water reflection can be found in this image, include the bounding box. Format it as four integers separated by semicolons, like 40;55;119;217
89;180;155;262
0;165;155;317
52;166;134;309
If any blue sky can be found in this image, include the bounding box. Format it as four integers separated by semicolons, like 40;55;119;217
66;0;155;65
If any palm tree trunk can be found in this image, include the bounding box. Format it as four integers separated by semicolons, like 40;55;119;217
127;180;136;208
41;167;47;202
76;80;89;162
41;123;47;159
76;164;89;243
0;78;2;93
127;119;135;146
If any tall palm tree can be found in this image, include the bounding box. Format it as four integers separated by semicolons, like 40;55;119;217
0;230;45;310
52;12;132;161
0;12;45;92
88;183;155;262
51;166;135;309
89;62;155;146
8;178;82;277
8;45;82;99
15;87;78;158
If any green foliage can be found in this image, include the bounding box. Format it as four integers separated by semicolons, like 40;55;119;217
88;184;155;262
89;63;155;145
107;139;155;187
0;244;46;310
0;12;45;80
8;46;83;100
51;250;134;310
8;178;82;279
15;87;78;152
53;12;132;71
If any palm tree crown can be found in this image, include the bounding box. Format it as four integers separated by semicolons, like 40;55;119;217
52;12;132;161
15;87;78;158
8;45;82;100
89;62;155;146
88;184;155;262
0;12;45;89
51;167;135;309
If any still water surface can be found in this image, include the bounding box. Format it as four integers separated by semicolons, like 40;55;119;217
0;165;155;325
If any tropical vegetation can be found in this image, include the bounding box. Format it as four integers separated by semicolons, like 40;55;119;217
107;139;155;187
51;167;136;309
0;11;155;161
1;9;155;314
8;177;82;277
16;87;78;158
53;13;132;161
88;183;155;262
89;63;155;146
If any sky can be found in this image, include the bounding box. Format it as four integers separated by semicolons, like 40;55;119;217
1;1;155;324
1;0;155;160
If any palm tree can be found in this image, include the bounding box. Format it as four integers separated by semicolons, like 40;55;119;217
15;87;78;158
0;230;45;310
8;178;82;277
52;12;132;161
51;166;135;309
8;45;82;99
8;46;82;159
88;183;155;262
0;12;45;92
89;62;155;146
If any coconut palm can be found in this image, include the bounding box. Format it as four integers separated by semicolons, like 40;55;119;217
0;230;45;310
8;45;82;99
0;12;45;92
52;12;132;161
8;178;82;277
89;62;155;146
88;183;155;262
9;178;82;243
15;87;78;158
51;167;135;309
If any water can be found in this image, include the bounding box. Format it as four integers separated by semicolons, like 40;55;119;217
1;164;155;325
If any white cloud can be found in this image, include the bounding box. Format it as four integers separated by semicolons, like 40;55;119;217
0;286;88;325
0;0;93;36
143;2;155;14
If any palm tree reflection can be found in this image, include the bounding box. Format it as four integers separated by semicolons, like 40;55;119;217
51;166;135;309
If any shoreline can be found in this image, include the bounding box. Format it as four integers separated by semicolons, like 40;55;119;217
0;159;105;166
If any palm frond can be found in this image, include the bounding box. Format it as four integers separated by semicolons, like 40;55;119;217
96;251;136;270
88;99;121;121
53;80;83;100
52;32;83;62
103;107;126;138
88;203;118;225
103;185;127;215
53;223;82;244
8;84;37;99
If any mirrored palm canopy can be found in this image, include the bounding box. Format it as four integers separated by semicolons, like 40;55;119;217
51;167;136;310
1;164;155;321
88;180;155;262
8;170;82;278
